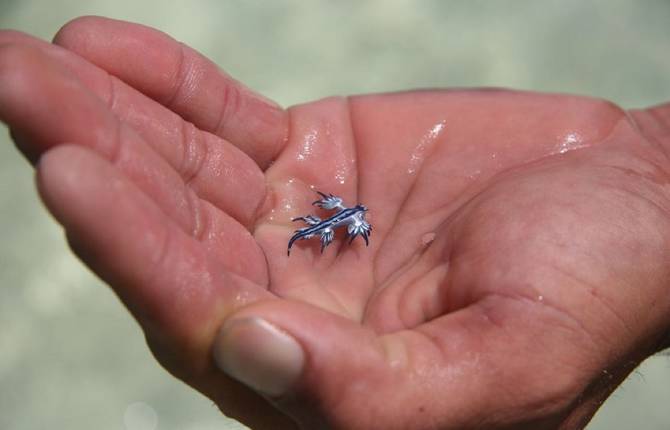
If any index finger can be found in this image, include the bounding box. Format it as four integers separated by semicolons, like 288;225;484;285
53;16;289;169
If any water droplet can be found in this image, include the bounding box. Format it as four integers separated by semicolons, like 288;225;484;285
296;129;318;161
556;132;586;154
408;119;447;175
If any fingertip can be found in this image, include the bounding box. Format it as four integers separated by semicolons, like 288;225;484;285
214;299;385;389
0;41;118;160
37;144;82;192
0;44;57;159
35;145;105;218
0;43;44;100
213;316;305;397
52;15;105;48
210;300;404;428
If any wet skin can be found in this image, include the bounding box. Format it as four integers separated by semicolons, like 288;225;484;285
2;16;670;430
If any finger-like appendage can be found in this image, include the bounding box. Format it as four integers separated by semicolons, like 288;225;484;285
312;191;344;210
53;16;289;168
37;145;289;428
319;228;334;253
0;44;268;284
213;297;601;429
37;145;274;368
292;215;321;226
0;31;265;227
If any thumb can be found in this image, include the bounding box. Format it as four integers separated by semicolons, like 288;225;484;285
210;296;604;429
211;299;393;428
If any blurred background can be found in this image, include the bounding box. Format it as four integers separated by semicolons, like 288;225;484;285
0;1;669;429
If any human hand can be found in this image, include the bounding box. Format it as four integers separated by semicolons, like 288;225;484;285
2;17;669;430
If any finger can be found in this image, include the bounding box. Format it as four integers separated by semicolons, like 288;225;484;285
37;145;288;429
212;296;602;429
0;31;266;227
0;44;268;284
53;16;289;168
37;145;273;363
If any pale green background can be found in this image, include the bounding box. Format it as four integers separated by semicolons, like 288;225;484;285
1;1;669;429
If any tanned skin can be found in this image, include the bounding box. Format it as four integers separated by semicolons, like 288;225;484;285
1;16;670;430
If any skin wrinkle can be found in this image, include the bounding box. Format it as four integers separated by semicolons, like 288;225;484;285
372;123;445;287
163;42;189;109
59;60;123;162
397;262;448;329
372;162;430;260
601;161;670;188
321;270;361;318
470;297;605;422
115;124;187;232
180;120;209;186
546;261;633;346
251;99;291;171
213;72;242;138
418;265;450;325
478;289;604;359
612;182;670;222
106;108;124;166
377;247;423;291
368;247;441;329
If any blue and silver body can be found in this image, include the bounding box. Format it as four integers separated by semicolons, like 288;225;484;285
288;191;372;255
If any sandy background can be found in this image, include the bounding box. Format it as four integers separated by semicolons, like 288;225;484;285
1;1;669;429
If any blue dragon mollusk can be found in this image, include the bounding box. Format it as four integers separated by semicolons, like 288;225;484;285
288;191;372;255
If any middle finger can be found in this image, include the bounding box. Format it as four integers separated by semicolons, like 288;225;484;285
0;30;265;227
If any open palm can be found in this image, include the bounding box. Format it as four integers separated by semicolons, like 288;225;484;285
2;17;670;430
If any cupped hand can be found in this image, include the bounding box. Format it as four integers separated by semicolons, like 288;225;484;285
2;17;670;430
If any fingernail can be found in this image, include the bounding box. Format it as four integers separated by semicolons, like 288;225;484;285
213;317;304;397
